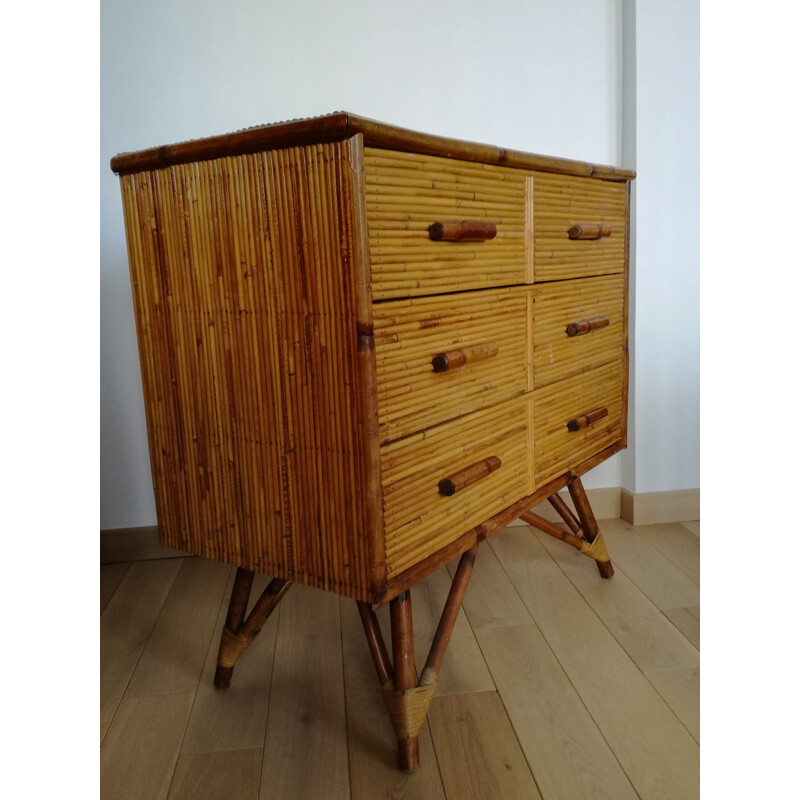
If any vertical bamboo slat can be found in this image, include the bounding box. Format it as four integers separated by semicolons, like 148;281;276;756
346;135;387;597
119;140;376;602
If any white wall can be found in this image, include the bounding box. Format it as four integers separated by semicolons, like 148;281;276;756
101;0;696;529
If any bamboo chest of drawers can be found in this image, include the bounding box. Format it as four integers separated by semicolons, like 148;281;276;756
112;112;634;771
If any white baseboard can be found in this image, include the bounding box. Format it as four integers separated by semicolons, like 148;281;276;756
620;488;700;526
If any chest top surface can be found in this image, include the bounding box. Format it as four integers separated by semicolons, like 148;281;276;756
111;110;635;181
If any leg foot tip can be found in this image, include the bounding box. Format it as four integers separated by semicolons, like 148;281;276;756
598;561;615;579
397;738;420;772
213;666;234;689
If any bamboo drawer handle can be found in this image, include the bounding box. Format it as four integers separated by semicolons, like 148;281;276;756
438;456;502;496
428;221;498;241
431;342;499;373
565;317;610;337
567;407;608;432
568;224;612;240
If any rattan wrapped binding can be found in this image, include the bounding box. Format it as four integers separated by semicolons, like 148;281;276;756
579;530;611;563
381;683;438;740
217;626;253;669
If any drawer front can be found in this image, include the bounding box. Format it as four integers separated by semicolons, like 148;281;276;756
533;273;624;388
533;360;623;487
374;286;533;443
533;172;627;282
364;148;532;300
381;396;533;578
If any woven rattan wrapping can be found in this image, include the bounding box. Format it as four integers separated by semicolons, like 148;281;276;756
579;531;611;563
217;626;252;669
382;683;437;740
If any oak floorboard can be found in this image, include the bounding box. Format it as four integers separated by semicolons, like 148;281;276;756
663;605;701;650
491;528;700;799
126;557;231;698
600;519;700;610
340;600;446;800
476;624;638;800
100;517;701;799
531;526;699;674
100;561;131;612
259;585;349;800
634;522;700;583
276;580;338;636
182;573;278;754
100;558;182;740
100;692;194;800
531;526;700;743
446;541;533;629
648;667;700;743
427;691;542;800
680;520;700;537
167;748;263;800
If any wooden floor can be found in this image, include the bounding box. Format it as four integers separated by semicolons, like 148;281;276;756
100;518;700;800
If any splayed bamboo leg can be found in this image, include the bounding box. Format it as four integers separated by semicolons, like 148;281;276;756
567;477;614;578
390;591;419;771
356;602;394;688
520;509;590;552
358;544;480;772
214;568;255;688
419;543;479;686
547;493;583;536
214;573;292;689
518;488;614;576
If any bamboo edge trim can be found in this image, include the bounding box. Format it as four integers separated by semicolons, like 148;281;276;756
110;112;635;181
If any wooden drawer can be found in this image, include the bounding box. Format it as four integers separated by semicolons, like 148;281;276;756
364;148;532;300
381;396;533;578
533;360;623;487
532;172;627;282
532;273;624;388
374;286;533;442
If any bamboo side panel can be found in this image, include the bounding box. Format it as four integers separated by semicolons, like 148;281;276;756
118;141;374;601
373;286;532;442
381;396;533;578
533;360;623;487
532;273;624;388
532;172;627;282
364;148;529;299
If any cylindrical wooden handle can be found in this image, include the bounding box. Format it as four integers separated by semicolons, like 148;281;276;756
432;342;499;373
567;407;608;432
438;456;502;496
568;224;612;240
428;221;497;241
565;316;610;337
